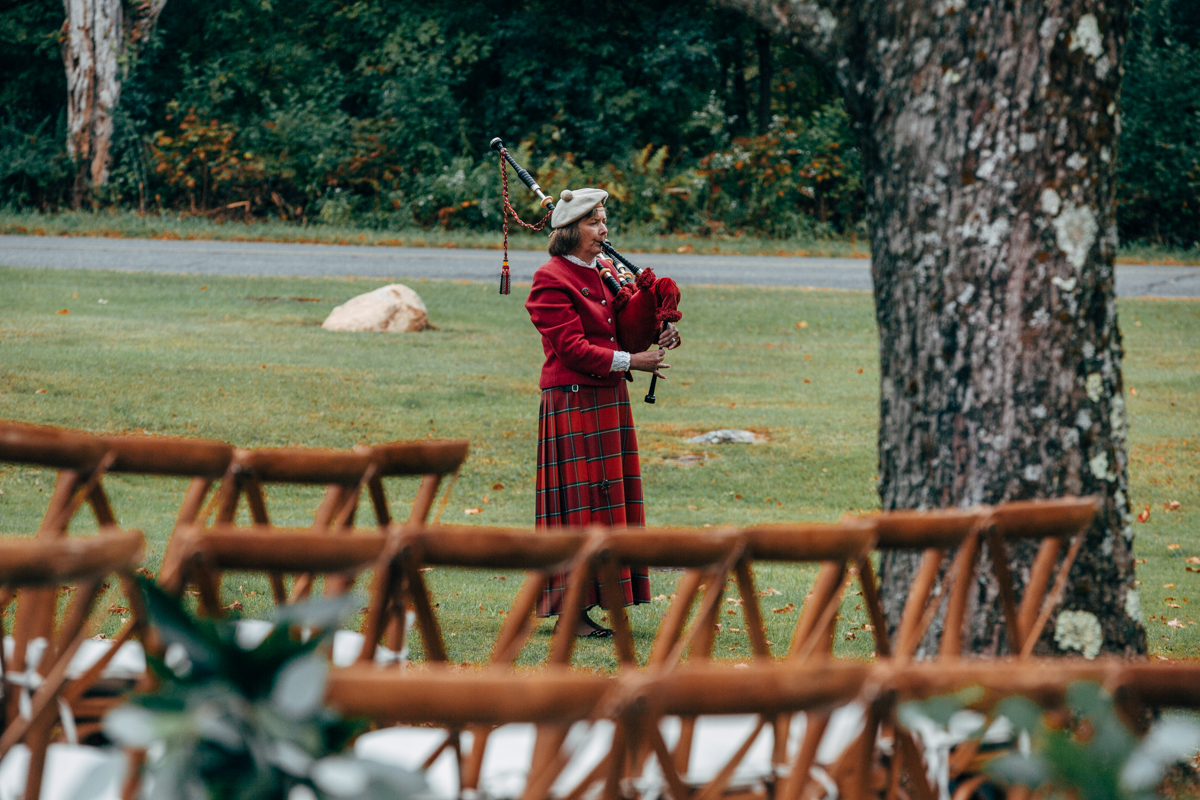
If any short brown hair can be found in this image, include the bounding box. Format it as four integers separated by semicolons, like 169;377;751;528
547;206;603;257
548;221;581;257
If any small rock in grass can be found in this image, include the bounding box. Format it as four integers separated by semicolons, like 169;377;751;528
322;284;431;333
687;429;760;444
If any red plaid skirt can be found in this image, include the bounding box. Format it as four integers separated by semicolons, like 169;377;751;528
535;383;650;617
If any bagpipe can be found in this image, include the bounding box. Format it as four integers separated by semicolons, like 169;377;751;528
490;137;681;403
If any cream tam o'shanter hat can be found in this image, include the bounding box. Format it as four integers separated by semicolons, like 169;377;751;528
550;187;609;229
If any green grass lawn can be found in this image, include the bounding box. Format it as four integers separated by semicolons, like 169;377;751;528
0;265;1196;666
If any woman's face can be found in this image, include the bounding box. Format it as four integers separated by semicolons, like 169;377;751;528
571;207;608;261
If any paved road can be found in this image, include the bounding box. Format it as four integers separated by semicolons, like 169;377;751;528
2;234;1198;297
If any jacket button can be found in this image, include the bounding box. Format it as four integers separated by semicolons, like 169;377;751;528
601;300;607;306
610;337;615;342
607;318;613;323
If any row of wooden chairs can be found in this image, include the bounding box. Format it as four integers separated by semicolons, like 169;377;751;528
0;420;1101;800
323;657;1200;800
0;420;470;798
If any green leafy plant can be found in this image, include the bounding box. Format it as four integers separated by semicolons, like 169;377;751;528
104;579;422;800
898;681;1200;800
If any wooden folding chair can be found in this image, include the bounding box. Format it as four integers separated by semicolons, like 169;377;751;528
841;497;1098;800
326;665;618;800
0;422;229;735
854;497;1096;664
635;519;875;799
583;661;874;800
160;523;388;619
357;524;754;798
0;420;233;540
182;439;467;605
0;530;144;800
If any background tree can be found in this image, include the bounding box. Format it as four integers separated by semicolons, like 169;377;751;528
60;0;166;205
722;0;1145;655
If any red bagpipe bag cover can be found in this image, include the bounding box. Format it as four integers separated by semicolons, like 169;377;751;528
610;265;682;353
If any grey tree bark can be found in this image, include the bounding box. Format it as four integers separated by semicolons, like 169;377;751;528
61;0;166;205
721;0;1145;657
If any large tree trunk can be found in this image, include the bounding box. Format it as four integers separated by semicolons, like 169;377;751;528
61;0;166;206
723;0;1145;657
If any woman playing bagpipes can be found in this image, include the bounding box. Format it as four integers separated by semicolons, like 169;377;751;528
525;188;682;638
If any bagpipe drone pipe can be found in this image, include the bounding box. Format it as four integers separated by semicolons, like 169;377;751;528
490;137;682;403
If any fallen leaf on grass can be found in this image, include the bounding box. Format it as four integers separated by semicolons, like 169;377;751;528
226;601;243;612
726;609;737;615
108;604;129;615
35;389;46;394
772;604;796;614
489;575;508;581
652;595;669;602
97;299;108;305
687;505;698;511
492;483;504;491
1166;500;1182;511
1130;387;1138;396
135;567;154;580
56;309;69;315
844;631;857;640
1165;584;1177;589
1168;544;1181;550
797;321;808;328
758;587;782;597
1167;619;1185;629
1137;505;1151;523
464;508;482;515
1168;603;1182;609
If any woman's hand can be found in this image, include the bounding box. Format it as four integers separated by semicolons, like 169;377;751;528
629;348;669;380
658;323;682;350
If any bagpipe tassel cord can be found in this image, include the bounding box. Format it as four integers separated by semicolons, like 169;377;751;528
498;147;551;295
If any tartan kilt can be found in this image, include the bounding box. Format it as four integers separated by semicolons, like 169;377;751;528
535;382;651;617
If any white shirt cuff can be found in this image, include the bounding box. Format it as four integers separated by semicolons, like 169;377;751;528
611;351;630;372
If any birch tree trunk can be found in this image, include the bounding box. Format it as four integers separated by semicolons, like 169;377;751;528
61;0;166;205
722;0;1145;656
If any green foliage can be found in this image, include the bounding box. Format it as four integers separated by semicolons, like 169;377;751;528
3;0;1200;244
898;682;1200;800
700;101;864;237
105;578;422;800
1119;0;1200;247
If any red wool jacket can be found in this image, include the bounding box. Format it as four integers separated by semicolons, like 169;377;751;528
525;256;628;389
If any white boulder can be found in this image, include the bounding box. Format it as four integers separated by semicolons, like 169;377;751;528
322;284;431;333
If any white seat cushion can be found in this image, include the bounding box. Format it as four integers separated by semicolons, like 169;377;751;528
233;621;405;666
0;744;124;800
638;704;866;796
355;721;613;800
355;726;470;799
